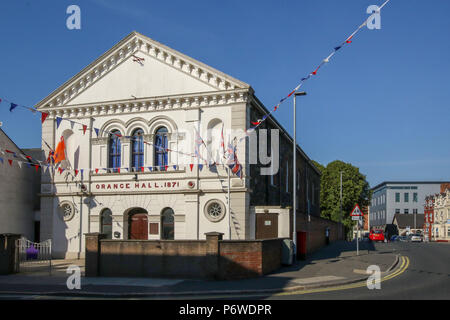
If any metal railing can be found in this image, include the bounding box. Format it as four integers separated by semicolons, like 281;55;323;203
16;238;52;275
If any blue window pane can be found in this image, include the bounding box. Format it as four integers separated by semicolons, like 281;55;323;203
109;130;121;173
155;127;168;170
131;129;144;170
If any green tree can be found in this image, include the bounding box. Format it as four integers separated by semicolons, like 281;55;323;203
314;160;371;230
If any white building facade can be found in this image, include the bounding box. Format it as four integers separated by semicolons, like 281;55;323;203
432;189;450;241
369;181;449;230
35;32;317;259
0;129;42;241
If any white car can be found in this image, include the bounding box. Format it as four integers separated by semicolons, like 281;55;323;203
410;234;423;242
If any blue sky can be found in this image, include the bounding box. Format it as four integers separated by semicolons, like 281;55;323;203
0;0;449;187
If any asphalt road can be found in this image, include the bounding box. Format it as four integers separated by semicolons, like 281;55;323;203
261;241;450;300
0;242;448;301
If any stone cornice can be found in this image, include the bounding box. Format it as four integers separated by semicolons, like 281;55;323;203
35;31;250;110
40;89;250;119
39;188;249;197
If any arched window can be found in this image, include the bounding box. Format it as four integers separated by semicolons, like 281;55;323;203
161;208;174;240
206;119;223;164
154;127;168;170
131;128;144;171
101;209;113;239
109;130;121;173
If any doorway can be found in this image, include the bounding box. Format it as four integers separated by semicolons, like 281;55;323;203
128;209;148;240
255;211;278;239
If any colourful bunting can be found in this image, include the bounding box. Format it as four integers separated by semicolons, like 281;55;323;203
41;112;49;124
1;0;391;173
56;117;63;129
190;164;194;171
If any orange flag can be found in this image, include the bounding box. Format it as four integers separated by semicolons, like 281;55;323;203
53;136;66;164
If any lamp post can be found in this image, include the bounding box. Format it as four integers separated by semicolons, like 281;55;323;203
293;91;306;260
340;171;343;239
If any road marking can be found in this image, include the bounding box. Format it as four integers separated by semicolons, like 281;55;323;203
180;256;410;299
0;256;410;300
273;256;409;296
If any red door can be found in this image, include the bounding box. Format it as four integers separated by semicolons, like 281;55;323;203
129;213;148;240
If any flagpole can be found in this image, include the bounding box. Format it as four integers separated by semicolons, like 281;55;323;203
228;165;231;240
293;92;306;261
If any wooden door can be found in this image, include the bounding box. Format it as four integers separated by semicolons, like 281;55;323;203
129;213;148;240
255;212;278;239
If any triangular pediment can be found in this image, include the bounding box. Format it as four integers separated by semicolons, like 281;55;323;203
36;32;249;109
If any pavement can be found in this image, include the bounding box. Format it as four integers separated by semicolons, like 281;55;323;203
268;241;450;300
0;240;400;298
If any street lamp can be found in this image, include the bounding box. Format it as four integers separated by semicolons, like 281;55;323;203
293;91;306;260
340;171;343;239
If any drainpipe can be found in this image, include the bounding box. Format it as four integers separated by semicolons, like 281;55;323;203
79;194;83;259
87;117;93;233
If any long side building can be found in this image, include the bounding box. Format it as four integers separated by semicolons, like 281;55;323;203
35;32;323;258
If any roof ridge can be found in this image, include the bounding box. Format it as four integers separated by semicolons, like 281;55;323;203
35;31;249;110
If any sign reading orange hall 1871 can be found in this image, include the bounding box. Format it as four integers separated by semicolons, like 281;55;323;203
94;181;181;191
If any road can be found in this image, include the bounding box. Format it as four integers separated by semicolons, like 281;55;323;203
0;242;448;300
259;242;450;300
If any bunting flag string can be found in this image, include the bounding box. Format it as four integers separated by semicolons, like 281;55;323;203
0;93;203;160
237;0;391;142
0;150;235;177
0;0;390;180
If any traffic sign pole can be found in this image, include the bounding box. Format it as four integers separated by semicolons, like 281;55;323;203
350;204;363;256
356;218;359;256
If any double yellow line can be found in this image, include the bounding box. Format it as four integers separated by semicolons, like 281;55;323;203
169;256;410;299
275;255;410;296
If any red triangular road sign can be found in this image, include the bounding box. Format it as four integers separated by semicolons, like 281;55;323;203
350;204;363;216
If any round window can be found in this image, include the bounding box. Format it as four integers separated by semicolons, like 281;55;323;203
59;202;75;221
204;200;226;222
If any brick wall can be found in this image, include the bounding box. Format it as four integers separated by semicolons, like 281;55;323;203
219;241;263;279
248;102;321;218
86;232;284;280
296;214;343;255
0;234;21;275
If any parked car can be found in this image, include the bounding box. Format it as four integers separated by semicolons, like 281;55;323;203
410;234;423;242
398;236;408;242
369;230;385;242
